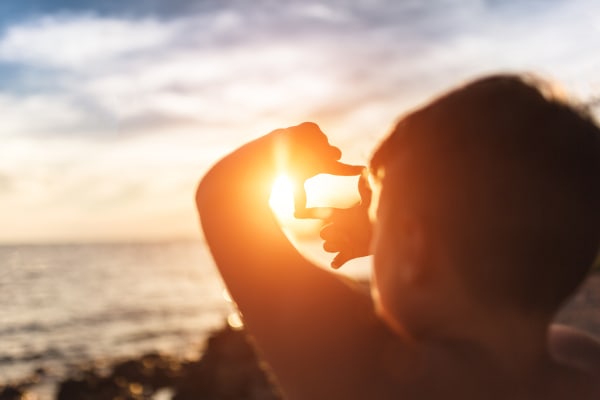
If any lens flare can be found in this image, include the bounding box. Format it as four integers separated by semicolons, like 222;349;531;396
269;175;295;220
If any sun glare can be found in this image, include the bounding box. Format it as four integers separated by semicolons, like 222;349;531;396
269;173;362;222
269;175;295;220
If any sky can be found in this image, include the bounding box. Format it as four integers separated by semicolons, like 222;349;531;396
1;0;599;244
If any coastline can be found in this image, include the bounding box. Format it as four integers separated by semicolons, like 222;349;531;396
1;323;282;400
3;273;600;400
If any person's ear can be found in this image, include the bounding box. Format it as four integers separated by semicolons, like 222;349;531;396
397;215;429;285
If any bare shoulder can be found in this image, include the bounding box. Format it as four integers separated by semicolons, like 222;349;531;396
548;324;600;377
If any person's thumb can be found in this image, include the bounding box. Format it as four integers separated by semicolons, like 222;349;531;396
331;252;354;269
325;162;365;177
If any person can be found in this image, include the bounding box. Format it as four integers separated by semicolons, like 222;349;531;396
196;74;600;399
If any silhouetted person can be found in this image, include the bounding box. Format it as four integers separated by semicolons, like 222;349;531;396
197;75;600;399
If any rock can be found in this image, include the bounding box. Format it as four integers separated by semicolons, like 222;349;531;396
56;375;145;400
0;386;27;400
109;352;180;391
173;325;282;400
54;323;282;400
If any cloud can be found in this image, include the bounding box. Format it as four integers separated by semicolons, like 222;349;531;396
1;0;600;242
2;0;599;145
0;171;12;192
0;15;177;69
3;1;598;136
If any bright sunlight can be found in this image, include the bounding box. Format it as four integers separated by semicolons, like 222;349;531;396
269;175;295;220
269;173;361;223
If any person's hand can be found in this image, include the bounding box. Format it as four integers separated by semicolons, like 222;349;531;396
269;122;363;214
270;121;363;180
298;171;373;269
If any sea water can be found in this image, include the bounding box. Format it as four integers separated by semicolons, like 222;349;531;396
1;240;598;398
0;241;231;387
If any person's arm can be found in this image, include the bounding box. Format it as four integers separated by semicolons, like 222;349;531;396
196;123;394;399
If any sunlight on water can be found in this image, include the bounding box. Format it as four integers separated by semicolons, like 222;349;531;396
0;242;233;385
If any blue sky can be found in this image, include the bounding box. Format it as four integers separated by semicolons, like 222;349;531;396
1;0;599;243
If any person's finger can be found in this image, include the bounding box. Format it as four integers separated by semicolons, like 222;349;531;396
358;170;372;206
319;223;335;240
331;252;353;269
323;162;365;177
295;207;332;219
291;122;331;149
326;145;342;161
320;222;351;242
294;121;322;134
323;241;342;253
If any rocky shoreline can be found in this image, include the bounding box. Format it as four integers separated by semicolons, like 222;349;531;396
3;274;600;400
0;324;282;400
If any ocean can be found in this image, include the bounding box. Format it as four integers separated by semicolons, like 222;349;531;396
0;241;233;395
1;240;598;399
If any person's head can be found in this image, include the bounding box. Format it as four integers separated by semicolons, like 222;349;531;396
368;74;600;334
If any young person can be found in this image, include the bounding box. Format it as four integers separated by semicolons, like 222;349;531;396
197;75;600;399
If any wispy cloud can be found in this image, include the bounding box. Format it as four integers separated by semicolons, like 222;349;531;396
0;16;176;69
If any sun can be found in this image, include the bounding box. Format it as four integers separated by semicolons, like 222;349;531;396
269;173;361;222
269;174;295;220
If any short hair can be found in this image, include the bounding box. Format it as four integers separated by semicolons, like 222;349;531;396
370;74;600;313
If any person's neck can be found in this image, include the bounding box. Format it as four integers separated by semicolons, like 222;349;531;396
426;306;553;381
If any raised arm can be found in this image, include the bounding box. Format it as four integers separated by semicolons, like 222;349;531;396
196;123;393;399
